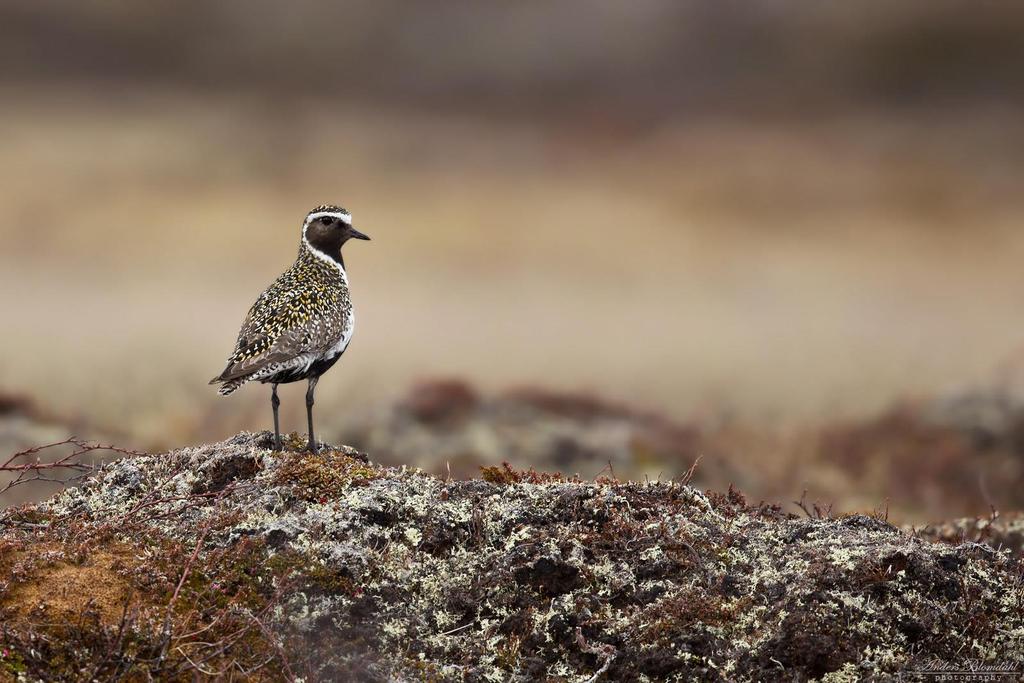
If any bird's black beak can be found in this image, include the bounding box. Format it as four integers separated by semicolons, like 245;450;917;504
347;227;370;241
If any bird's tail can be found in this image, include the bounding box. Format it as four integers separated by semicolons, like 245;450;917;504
211;375;249;396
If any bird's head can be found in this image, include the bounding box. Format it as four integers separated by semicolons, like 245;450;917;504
302;204;370;261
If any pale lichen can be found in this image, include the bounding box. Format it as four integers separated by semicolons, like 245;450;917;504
1;432;1022;681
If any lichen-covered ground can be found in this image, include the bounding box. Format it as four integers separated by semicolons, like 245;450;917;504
1;433;1022;681
917;513;1024;562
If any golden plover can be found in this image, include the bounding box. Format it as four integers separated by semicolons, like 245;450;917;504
210;204;370;453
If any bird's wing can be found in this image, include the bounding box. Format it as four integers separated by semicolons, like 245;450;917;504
210;285;345;384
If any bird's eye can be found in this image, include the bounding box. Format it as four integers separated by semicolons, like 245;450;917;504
319;216;333;226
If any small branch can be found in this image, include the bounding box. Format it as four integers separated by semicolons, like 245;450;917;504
576;627;617;682
794;490;811;518
2;438;149;470
2;438;152;499
439;621;475;637
158;499;220;664
86;591;135;681
680;456;701;486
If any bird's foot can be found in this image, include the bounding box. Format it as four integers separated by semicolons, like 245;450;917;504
307;439;318;455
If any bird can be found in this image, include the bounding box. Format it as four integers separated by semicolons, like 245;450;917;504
210;204;370;454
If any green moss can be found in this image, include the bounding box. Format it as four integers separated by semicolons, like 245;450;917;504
266;549;359;596
281;431;309;452
479;461;569;484
1;651;28;677
480;463;520;484
273;449;379;500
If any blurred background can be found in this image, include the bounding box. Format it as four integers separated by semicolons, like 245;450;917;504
3;1;1024;523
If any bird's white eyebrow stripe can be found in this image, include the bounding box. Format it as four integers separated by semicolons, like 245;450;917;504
304;211;352;225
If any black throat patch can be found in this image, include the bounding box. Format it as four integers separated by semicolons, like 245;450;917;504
304;223;345;265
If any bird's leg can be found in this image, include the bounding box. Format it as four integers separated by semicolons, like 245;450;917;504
305;376;319;454
271;383;282;451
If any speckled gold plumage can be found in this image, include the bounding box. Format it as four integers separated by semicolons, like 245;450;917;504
210;206;356;395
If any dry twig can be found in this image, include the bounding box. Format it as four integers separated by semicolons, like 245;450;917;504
1;438;151;499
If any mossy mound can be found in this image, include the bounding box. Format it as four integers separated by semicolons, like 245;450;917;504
1;432;1022;681
916;512;1024;559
